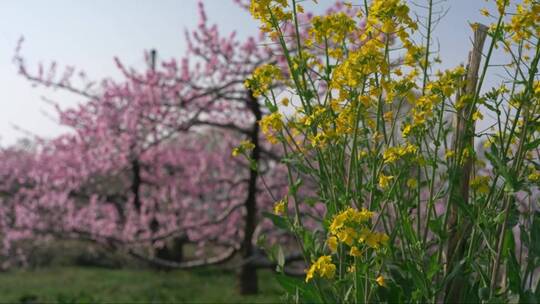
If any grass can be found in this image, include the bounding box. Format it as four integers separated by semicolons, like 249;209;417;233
0;267;283;303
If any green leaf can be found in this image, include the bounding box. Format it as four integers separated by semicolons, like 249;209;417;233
503;230;521;294
442;259;466;292
530;212;540;257
494;210;506;225
343;285;354;302
264;99;278;113
506;203;519;229
276;245;285;271
525;138;540;151
387;263;415;299
483;101;500;114
535;277;540;302
303;197;319;207
478;287;490;301
262;212;289;230
256;233;266;248
454;194;475;220
519;224;530;247
276;274;302;295
290;178;303;196
275;275;323;304
401;218;418;244
302;230;314;253
471;261;490;287
485;148;515;190
303;90;314;101
427;253;441;280
406;262;429;298
521;291;537;304
378;281;405;304
427;218;444;240
248;159;257;170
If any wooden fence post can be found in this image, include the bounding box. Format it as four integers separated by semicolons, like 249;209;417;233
445;23;489;303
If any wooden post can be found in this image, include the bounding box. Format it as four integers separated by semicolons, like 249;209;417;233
445;23;489;303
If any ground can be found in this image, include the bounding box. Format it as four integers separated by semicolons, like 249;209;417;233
0;267;283;303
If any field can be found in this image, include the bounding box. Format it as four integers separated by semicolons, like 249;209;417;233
0;267;282;303
0;0;538;302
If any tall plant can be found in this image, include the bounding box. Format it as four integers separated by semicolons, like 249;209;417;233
245;0;540;302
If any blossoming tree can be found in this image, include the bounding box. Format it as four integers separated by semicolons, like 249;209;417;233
1;0;362;295
4;1;275;294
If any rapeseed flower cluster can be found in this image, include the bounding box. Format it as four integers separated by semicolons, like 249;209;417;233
403;66;467;137
259;112;284;144
309;13;356;45
249;0;291;33
383;143;418;164
471;175;491;194
305;255;336;282
231;140;255;157
305;207;388;283
273;199;287;215
507;0;539;43
328;207;388;251
244;64;282;97
378;174;394;189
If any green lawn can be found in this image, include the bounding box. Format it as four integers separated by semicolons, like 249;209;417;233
0;267;283;303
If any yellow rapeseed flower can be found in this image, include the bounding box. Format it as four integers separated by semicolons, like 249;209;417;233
305;255;336;282
330;212;347;234
232;140;255;157
378;174;394;189
309;13;356;45
406;178;418;189
445;149;455;159
383;143;418;164
249;0;291;32
273;199;287;215
471;176;490;195
327;236;338;252
337;227;357;246
376;275;386;287
349;246;362;257
259;112;284;144
244;64;282;97
472;110;484;121
528;171;540;182
402;124;412;137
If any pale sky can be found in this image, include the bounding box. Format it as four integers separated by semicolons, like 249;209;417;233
0;0;501;146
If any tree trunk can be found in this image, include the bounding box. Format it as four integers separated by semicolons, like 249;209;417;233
131;158;142;212
237;90;261;295
155;235;186;271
